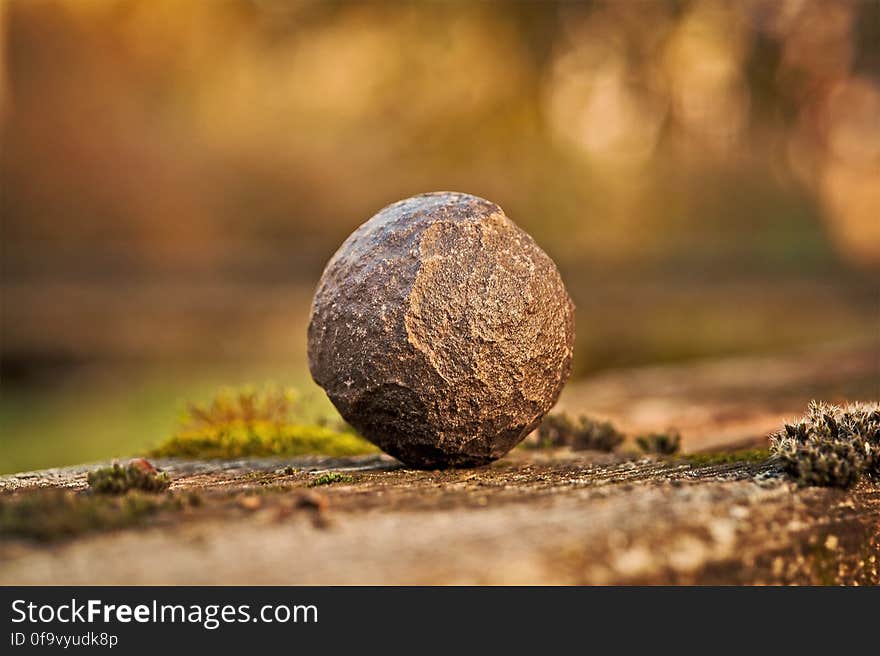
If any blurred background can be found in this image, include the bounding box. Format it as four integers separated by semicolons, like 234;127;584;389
1;0;878;473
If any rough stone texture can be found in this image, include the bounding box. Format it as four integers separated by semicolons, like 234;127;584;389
2;345;878;585
307;192;575;468
3;455;878;585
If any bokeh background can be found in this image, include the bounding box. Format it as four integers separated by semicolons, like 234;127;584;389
1;0;878;473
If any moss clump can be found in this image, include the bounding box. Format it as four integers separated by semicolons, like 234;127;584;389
87;462;170;494
148;385;378;459
534;414;624;452
636;431;681;455
0;490;168;542
683;448;771;466
309;472;353;487
151;424;376;459
770;401;880;488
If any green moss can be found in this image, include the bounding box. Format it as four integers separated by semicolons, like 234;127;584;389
150;423;376;459
0;490;172;542
531;413;624;452
309;472;353;487
682;448;772;466
770;401;880;487
148;385;378;459
636;431;681;455
87;462;170;494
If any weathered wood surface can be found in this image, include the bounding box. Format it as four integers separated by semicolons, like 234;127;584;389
1;343;877;584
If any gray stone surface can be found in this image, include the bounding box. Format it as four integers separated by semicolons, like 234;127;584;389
3;454;877;585
307;192;575;468
3;347;878;585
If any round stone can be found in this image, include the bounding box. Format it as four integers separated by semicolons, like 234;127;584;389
307;191;575;468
